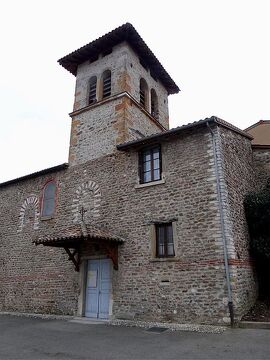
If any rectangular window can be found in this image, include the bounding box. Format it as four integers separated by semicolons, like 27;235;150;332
139;146;161;184
156;223;174;258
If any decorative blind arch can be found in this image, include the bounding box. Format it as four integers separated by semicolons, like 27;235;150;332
18;194;40;232
72;180;101;223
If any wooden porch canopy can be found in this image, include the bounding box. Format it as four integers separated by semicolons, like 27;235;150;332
33;224;124;271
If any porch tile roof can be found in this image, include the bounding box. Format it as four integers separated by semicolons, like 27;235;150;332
34;224;124;246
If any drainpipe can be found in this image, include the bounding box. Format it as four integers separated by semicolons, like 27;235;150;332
206;122;234;327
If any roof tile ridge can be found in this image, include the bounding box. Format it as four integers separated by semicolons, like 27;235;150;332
213;116;253;139
58;23;131;62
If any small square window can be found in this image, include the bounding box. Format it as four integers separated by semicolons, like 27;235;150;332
156;223;174;258
139;146;161;184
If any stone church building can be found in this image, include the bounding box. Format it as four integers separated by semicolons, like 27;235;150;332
0;23;269;325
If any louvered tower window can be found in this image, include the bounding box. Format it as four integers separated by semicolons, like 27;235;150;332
140;78;148;110
102;70;111;99
140;89;145;107
89;76;97;104
151;89;159;119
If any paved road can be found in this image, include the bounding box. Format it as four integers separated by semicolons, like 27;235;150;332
0;315;269;359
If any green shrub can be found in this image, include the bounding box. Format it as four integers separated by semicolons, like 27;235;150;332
244;179;270;259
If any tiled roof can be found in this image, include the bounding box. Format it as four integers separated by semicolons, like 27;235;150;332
245;120;270;131
117;116;253;150
58;23;180;95
34;224;124;246
245;120;270;147
0;163;69;189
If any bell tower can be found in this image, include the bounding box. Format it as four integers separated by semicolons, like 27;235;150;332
58;23;180;166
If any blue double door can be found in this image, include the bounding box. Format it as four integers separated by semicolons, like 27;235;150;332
85;258;112;319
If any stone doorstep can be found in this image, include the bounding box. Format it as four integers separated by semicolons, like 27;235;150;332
70;317;109;325
239;321;270;330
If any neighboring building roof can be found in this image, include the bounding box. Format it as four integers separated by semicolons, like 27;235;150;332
245;120;270;131
245;120;270;146
0;163;69;189
58;23;180;95
34;224;124;247
117;116;253;150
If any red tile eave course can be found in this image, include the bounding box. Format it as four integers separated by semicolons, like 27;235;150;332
58;23;180;95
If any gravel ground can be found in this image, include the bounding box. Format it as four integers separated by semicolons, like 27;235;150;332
110;319;227;333
0;311;226;333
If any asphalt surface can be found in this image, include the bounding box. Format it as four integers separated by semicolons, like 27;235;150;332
0;315;269;360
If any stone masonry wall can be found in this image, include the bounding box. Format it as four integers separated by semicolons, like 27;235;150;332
73;42;169;129
74;43;128;110
0;125;232;324
252;148;270;189
68;95;163;166
218;126;257;320
69;41;171;167
123;44;169;129
112;127;229;324
0;169;79;315
69;98;123;165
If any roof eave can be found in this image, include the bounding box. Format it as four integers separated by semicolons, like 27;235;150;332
0;163;69;189
58;23;180;95
117;117;216;150
34;234;124;247
252;144;270;149
116;116;253;151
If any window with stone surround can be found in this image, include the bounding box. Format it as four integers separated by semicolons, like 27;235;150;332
139;145;161;184
41;180;56;218
155;223;174;257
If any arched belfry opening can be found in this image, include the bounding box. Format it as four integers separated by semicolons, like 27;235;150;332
58;23;179;165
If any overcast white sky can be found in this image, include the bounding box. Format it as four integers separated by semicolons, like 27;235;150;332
0;0;269;182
